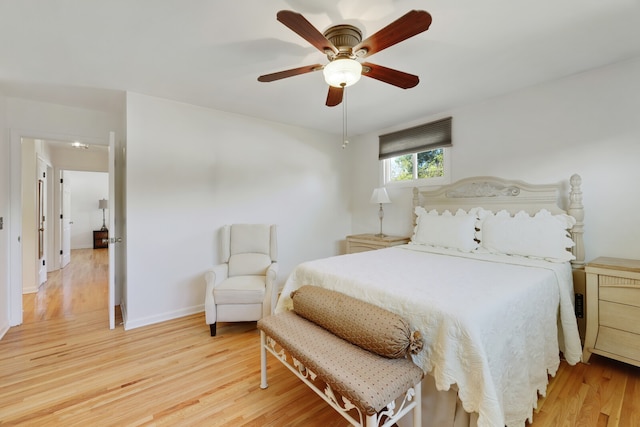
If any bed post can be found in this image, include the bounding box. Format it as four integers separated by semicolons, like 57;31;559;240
568;174;585;269
412;187;420;227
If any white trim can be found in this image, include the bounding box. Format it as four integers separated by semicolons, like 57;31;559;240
0;323;9;340
9;130;23;326
123;304;203;331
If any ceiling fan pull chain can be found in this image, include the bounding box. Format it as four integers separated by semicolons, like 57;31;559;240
342;83;349;149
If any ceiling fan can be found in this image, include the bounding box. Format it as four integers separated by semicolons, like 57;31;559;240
258;10;432;107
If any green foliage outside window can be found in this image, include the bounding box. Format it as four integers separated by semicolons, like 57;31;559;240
389;148;444;181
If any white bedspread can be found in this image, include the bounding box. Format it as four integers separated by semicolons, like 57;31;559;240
275;245;582;427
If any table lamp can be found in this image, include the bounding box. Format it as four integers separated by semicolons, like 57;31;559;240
99;199;108;231
370;188;391;237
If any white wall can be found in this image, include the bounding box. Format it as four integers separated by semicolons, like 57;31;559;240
350;56;640;262
124;92;352;329
65;171;109;249
6;97;123;143
50;146;109;173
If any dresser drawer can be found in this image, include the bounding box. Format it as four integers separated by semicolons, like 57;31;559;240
348;242;381;253
345;234;410;254
600;300;640;335
599;275;640;308
596;326;640;362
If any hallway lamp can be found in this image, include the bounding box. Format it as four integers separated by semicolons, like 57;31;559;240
99;199;108;231
370;188;391;237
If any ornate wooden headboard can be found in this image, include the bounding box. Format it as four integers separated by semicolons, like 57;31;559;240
413;174;585;268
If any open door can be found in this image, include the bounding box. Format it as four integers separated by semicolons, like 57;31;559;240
37;158;48;287
60;171;71;269
108;131;116;329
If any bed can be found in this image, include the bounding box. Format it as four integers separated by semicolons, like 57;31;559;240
275;174;584;427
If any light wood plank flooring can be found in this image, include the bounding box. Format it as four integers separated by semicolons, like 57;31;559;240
2;248;640;426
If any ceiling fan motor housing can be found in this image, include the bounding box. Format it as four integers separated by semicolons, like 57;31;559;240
323;25;363;58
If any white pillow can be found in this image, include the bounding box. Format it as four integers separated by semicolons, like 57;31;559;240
481;209;576;262
412;207;480;252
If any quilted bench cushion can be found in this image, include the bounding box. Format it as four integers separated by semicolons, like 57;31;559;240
290;285;423;359
258;311;424;415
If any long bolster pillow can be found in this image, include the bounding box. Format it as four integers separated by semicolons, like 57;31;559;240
290;285;423;359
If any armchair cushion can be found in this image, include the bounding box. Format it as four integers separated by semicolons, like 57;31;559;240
230;224;272;256
228;253;272;277
213;275;267;305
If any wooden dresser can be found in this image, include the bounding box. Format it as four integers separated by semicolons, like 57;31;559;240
582;257;640;367
93;230;109;249
346;234;410;254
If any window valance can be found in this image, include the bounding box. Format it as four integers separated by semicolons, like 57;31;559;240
379;117;452;160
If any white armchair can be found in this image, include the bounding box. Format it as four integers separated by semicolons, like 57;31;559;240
205;224;278;336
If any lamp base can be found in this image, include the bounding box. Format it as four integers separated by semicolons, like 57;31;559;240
100;209;107;232
374;233;386;238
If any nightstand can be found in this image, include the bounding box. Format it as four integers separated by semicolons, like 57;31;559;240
346;234;410;254
582;257;640;367
93;230;109;249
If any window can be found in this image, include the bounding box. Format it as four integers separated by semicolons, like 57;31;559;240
386;146;447;181
379;117;452;186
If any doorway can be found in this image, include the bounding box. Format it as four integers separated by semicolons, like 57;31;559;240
14;136;113;326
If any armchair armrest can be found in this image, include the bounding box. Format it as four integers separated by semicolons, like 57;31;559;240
204;263;229;325
263;262;279;318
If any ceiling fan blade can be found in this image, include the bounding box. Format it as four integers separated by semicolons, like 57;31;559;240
354;10;432;58
258;64;323;82
361;62;419;89
277;10;338;55
326;85;344;107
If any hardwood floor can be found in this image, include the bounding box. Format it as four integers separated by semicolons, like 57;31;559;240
2;249;640;426
21;248;110;324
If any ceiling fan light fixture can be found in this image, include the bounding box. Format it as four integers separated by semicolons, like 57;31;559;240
70;141;89;149
323;58;362;88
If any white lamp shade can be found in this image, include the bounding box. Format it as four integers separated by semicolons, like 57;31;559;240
323;58;363;88
370;187;391;204
98;199;108;209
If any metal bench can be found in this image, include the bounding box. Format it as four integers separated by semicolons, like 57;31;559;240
258;310;423;427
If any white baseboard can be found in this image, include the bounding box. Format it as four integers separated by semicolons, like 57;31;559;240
0;321;10;340
119;303;127;327
123;304;204;330
22;286;39;294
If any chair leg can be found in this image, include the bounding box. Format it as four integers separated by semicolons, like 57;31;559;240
210;323;216;337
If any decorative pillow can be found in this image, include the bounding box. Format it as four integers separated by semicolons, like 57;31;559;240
290;285;423;359
411;207;482;252
481;209;576;262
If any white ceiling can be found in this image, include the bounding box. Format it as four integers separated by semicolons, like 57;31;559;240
1;0;639;138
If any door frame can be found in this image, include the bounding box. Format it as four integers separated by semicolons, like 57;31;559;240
8;129;116;326
108;131;116;329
